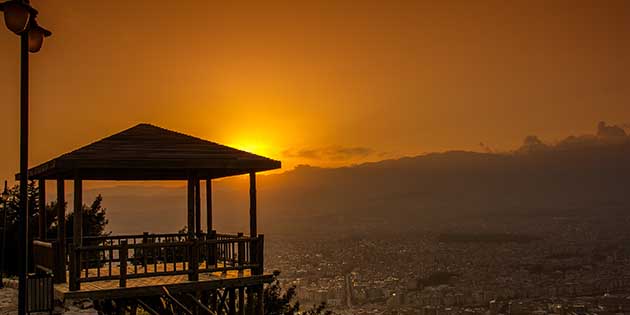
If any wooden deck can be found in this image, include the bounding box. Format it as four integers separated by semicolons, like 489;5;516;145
55;264;272;300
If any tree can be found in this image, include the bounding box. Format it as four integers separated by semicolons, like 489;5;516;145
0;181;110;275
65;194;109;239
264;271;336;315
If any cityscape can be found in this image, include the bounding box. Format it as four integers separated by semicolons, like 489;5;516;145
267;214;630;315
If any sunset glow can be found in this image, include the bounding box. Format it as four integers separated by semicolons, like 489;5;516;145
1;1;630;182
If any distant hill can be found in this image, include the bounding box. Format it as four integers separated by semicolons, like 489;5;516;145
88;122;630;235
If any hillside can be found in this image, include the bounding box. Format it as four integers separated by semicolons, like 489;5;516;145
89;122;630;235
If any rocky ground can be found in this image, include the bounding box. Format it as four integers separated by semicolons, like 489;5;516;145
1;280;97;315
0;286;17;315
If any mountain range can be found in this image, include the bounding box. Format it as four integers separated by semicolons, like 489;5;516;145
84;122;630;236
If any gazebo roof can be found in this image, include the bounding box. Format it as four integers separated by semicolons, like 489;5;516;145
21;124;281;180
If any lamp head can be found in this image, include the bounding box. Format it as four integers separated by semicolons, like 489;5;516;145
27;19;51;52
0;0;37;35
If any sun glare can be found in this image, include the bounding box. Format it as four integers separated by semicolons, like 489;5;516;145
231;141;270;156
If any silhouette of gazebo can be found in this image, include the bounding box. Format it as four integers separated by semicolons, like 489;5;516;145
20;124;280;313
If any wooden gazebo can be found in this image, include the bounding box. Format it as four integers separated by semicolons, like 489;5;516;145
22;123;281;314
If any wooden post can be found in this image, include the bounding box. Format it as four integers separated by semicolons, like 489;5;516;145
195;179;201;237
249;172;257;237
255;235;264;275
209;230;217;266
68;244;80;291
206;178;217;233
228;288;236;315
38;179;46;240
119;240;128;288
237;232;244;269
256;285;264;315
238;287;245;315
142;232;149;267
187;177;195;240
189;238;199;281
73;177;82;247
50;241;63;283
246;287;254;315
206;179;212;235
210;289;218;312
56;179;66;283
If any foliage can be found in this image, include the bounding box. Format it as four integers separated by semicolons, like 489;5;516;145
65;194;110;239
0;181;109;274
264;271;336;315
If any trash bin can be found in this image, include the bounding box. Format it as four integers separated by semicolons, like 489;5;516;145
27;272;54;315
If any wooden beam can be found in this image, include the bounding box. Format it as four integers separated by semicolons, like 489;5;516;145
38;179;46;240
187;177;195;239
59;274;274;301
206;179;213;234
249;172;257;237
185;293;216;315
73;177;82;247
195;178;201;237
56;178;66;283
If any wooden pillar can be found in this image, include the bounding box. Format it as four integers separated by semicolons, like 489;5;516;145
73;177;82;247
256;285;264;315
70;176;82;291
249;172;257;237
56;179;66;283
246;287;254;315
195;179;201;237
228;288;236;315
238;287;245;315
206;179;213;234
187;177;195;239
38;179;46;240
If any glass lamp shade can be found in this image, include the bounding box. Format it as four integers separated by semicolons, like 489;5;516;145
1;1;31;34
27;23;51;53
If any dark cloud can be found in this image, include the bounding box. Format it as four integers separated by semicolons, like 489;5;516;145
282;146;374;161
597;121;627;141
516;121;629;154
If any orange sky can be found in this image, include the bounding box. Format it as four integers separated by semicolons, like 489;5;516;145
1;0;630;182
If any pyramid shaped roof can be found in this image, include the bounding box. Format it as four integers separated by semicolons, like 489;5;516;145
22;124;281;180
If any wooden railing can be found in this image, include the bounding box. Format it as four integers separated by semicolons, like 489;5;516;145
68;232;264;291
32;240;65;284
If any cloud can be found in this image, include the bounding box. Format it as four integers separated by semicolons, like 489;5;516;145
516;121;629;154
597;121;627;141
282;146;374;161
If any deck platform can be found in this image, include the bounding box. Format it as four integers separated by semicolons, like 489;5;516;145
55;267;273;300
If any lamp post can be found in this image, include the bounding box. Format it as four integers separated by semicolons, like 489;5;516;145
0;181;9;289
0;1;51;314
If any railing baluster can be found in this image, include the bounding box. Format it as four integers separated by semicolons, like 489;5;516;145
119;240;128;288
164;245;168;270
173;247;176;272
109;245;113;277
96;248;101;278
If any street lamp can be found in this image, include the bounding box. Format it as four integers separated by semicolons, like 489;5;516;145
0;1;51;314
0;181;9;289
